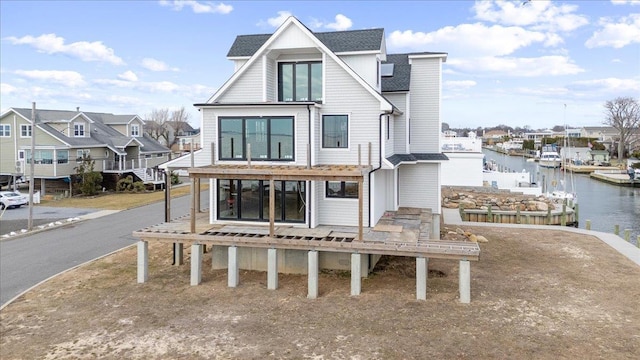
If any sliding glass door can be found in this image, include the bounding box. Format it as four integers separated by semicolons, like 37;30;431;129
218;179;305;223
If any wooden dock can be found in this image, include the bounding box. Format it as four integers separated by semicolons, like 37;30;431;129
564;164;619;174
590;170;640;187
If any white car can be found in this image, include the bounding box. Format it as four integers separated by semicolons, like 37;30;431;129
0;191;28;209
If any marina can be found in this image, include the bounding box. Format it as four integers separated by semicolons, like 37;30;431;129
482;148;640;243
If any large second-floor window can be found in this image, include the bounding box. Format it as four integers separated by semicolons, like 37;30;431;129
322;115;348;148
0;124;10;137
74;123;85;137
278;62;322;102
131;124;140;137
219;117;294;161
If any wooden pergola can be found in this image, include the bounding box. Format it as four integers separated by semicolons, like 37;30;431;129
184;164;372;240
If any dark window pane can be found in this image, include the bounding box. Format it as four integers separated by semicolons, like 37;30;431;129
270;118;294;160
220;119;243;159
326;181;342;197
246;118;268;159
344;182;358;198
295;63;309;101
311;63;322;101
219;180;238;219
240;180;260;220
284;181;305;221
280;63;293;101
322;115;348;148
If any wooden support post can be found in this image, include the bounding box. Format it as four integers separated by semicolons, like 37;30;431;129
614;224;619;235
247;144;251;168
561;204;567;226
267;248;278;290
195;177;201;213
358;144;361;167
190;178;196;233
165;170;171;221
351;253;361;296
308;250;318;299
269;178;275;237
487;205;492;223
516;208;521;224
416;257;428;301
306;143;311;169
358;178;364;241
586;219;591;230
574;203;579;224
624;229;631;242
190;244;202;286
137;241;148;283
546;208;552;225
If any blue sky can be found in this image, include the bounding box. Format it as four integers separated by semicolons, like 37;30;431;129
1;0;638;130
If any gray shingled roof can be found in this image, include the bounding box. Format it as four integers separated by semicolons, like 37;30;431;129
386;153;449;166
227;28;384;57
382;54;411;92
10;108;169;153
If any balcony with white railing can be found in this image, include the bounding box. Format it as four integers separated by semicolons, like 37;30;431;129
102;158;150;172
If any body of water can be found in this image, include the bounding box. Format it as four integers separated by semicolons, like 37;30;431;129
483;148;640;243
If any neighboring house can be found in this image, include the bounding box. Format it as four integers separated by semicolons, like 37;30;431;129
0;108;170;194
163;16;447;236
175;128;201;153
145;120;198;149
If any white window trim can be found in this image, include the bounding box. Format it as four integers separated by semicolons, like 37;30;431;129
0;124;11;137
74;123;85;137
20;124;32;138
131;124;140;137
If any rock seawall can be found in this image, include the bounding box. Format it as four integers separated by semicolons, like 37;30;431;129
442;186;561;212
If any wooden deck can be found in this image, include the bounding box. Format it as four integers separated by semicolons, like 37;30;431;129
133;207;480;302
133;208;480;260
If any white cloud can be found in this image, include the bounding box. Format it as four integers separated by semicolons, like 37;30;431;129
585;14;640;48
1;83;17;95
14;70;86;87
106;95;145;106
447;55;584;77
388;23;550;57
444;80;478;91
568;78;640;92
118;71;138;82
262;11;293;28
95;78;181;92
473;0;588;32
141;58;179;72
5;33;124;65
324;14;353;31
611;0;640;6
159;0;232;14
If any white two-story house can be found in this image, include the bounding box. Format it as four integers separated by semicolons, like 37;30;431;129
164;16;447;238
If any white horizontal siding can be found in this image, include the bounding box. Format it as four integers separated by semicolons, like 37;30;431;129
440;153;484;187
408;58;441;153
384;93;408;155
340;53;379;90
318;58;381;167
216;62;263;103
316;177;370;227
398;163;440;213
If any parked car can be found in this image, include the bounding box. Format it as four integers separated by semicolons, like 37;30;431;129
0;191;28;209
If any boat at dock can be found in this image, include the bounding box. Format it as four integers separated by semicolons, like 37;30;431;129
539;151;562;168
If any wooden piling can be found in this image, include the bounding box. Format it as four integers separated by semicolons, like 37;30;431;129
487;205;492;223
546;208;551;225
614;224;619;235
586;220;591;230
561;204;567;227
624;229;630;242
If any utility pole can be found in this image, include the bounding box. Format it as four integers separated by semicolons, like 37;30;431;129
28;102;36;231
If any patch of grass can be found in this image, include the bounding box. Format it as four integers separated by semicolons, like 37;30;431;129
38;183;208;210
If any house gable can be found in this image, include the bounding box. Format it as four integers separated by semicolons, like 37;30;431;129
208;16;394;113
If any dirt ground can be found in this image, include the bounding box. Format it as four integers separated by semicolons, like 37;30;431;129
1;226;639;359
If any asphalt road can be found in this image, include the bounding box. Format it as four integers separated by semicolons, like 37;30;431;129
0;191;209;306
0;205;97;235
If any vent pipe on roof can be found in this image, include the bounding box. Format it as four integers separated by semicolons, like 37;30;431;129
76;107;80;112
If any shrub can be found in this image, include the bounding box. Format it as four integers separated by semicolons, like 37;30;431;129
116;175;134;192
